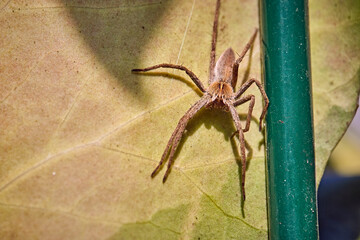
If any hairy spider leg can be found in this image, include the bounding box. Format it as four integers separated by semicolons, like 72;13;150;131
209;0;221;84
235;78;269;131
151;95;211;182
231;29;258;89
234;94;255;132
227;102;247;201
132;63;206;93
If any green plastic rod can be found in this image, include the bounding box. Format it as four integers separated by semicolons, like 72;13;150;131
260;0;318;239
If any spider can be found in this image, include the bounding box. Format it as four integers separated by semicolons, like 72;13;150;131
132;0;269;200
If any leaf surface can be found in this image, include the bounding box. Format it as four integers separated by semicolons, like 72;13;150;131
0;0;359;239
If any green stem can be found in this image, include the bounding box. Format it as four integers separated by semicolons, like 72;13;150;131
260;0;319;239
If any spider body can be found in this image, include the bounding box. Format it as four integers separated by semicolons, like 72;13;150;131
208;81;233;98
212;48;236;86
207;48;236;110
132;0;269;201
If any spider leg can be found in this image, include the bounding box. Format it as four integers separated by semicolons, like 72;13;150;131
209;0;221;84
150;125;178;178
234;78;269;131
234;94;255;132
227;102;247;201
231;29;258;89
151;95;211;182
132;63;206;93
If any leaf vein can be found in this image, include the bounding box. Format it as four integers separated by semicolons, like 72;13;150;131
178;169;266;233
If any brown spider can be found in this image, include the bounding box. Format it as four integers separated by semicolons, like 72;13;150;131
132;0;269;200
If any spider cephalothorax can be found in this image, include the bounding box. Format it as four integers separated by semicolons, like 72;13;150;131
208;81;234;100
132;0;269;200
